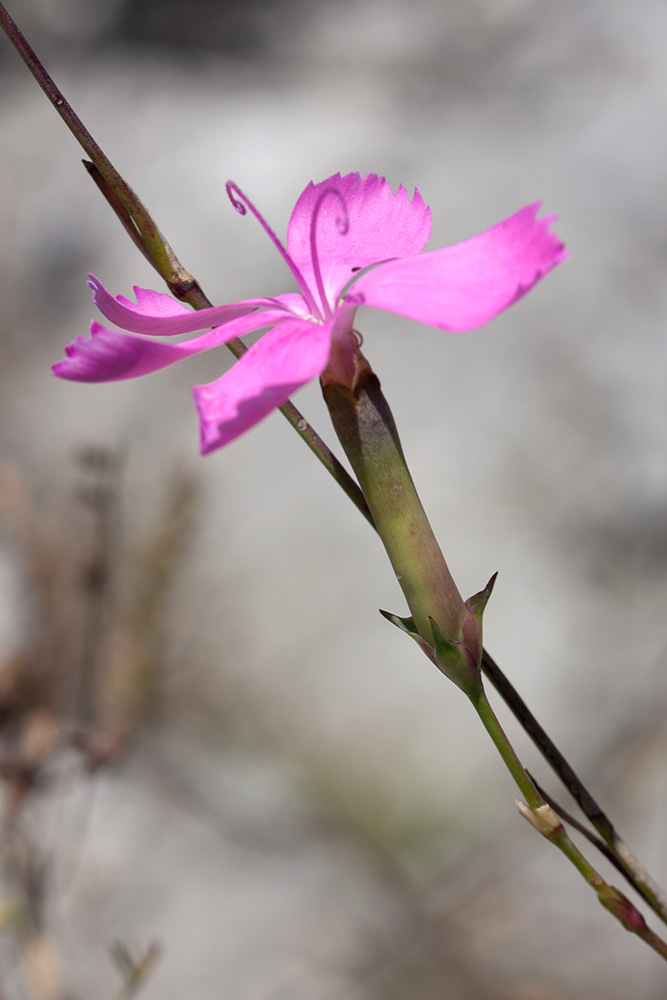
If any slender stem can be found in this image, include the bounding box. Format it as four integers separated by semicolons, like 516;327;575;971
472;690;544;810
482;649;615;839
640;926;667;962
482;648;667;923
0;3;179;278
473;693;667;962
552;828;606;888
472;691;610;894
279;396;375;526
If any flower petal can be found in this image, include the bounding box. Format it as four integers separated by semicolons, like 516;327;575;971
286;173;432;307
87;274;280;336
349;204;567;331
193;317;335;453
53;309;289;382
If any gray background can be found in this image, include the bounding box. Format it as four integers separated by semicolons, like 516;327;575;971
1;0;667;997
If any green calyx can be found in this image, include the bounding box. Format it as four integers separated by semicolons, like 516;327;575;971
323;365;466;641
323;353;498;699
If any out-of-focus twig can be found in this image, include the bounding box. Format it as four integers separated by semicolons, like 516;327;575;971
0;454;195;997
110;941;160;1000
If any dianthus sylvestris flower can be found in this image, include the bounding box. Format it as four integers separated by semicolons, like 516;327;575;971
53;173;566;454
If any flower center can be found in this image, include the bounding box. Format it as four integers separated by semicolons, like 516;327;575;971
308;187;349;320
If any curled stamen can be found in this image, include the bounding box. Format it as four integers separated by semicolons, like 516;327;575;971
309;187;349;319
225;181;321;318
226;183;248;216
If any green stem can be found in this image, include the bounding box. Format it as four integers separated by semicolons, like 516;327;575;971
485;647;667;923
473;694;667;962
473;690;609;892
472;690;544;810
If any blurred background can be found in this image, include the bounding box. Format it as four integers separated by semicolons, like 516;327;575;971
1;0;667;997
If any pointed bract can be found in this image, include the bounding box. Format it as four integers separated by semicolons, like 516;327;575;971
378;609;437;663
466;572;498;623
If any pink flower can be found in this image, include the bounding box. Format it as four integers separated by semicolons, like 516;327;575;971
54;173;566;454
